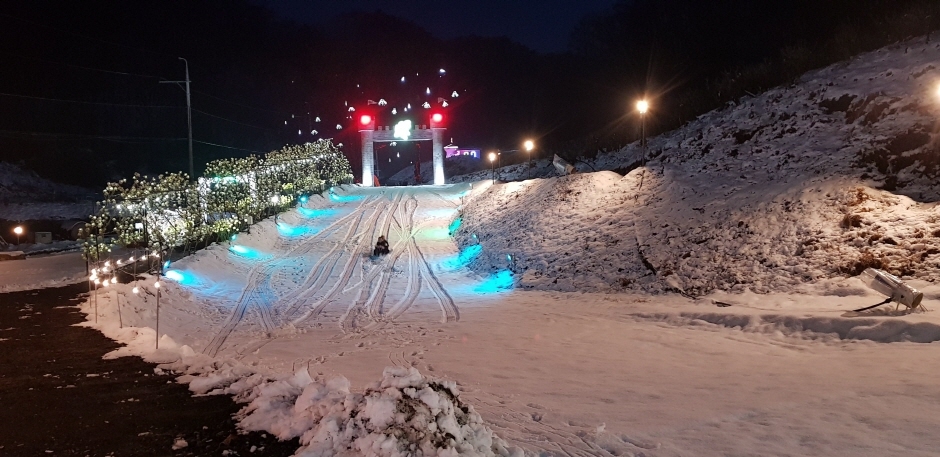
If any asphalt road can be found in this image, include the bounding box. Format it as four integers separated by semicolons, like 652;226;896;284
0;283;298;456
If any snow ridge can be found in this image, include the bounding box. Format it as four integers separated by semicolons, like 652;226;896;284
454;37;940;296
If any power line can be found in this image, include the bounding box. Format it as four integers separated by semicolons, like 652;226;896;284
0;129;269;153
192;88;291;115
193;140;268;154
191;108;277;132
0;49;166;79
0;12;173;59
0;129;186;142
0;91;182;108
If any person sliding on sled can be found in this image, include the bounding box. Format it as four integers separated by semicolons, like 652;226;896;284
373;235;390;256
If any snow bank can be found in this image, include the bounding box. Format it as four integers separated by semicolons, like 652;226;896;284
454;36;940;296
80;283;519;457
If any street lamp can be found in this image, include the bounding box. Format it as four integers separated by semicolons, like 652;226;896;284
524;140;535;178
488;152;497;184
636;99;649;165
13;226;23;245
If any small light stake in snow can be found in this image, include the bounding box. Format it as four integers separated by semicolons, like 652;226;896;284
154;281;161;289
111;277;117;284
636;100;649;114
132;286;139;294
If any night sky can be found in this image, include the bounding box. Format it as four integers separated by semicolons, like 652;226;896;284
256;0;618;53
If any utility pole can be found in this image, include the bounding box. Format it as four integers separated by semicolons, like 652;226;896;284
161;58;194;181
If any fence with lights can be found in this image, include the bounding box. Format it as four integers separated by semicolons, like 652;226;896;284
79;139;353;267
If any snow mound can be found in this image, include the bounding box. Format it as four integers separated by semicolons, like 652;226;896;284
235;366;520;457
454;36;940;296
0;162;97;220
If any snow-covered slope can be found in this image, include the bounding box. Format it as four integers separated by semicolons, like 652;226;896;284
455;37;940;296
0;162;97;220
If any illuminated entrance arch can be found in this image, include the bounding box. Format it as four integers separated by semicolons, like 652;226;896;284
359;113;445;186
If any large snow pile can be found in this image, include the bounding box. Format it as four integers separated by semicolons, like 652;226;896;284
235;366;519;457
101;324;519;457
0;161;97;220
454;37;940;296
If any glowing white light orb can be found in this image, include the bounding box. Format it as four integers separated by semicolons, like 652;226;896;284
489;152;497;162
336;124;343;130
439;68;446;74
452;91;459;98
426;87;430;94
154;281;161;289
111;277;117;284
442;101;449;107
636;100;649;114
524;140;535;151
401;76;406;82
378;99;387;106
391;108;397;115
315;116;320;122
394;120;413;140
348;106;355;112
132;287;139;294
422;102;430;109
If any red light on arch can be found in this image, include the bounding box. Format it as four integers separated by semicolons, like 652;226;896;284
431;113;443;123
359;114;372;125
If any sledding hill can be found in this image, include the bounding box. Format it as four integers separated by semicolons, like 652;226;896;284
455;37;940;296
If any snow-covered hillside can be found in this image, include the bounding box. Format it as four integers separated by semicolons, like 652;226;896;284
0;162;97;220
455;37;940;296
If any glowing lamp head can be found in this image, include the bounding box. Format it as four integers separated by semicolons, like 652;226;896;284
488;152;497;162
431;113;443;123
524;140;534;151
132;286;139;294
636;99;649;115
359;114;372;126
12;226;23;235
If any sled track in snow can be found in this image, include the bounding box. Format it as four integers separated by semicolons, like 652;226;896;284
203;195;379;357
289;193;391;326
275;197;385;323
369;199;424;327
341;195;417;333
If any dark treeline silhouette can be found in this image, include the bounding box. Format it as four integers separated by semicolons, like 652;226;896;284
1;1;938;187
569;0;940;156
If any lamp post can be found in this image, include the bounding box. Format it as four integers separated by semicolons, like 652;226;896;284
488;152;497;184
524;140;535;178
13;226;23;245
636;99;649;165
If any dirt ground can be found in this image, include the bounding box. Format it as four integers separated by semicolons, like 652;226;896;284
0;283;298;457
